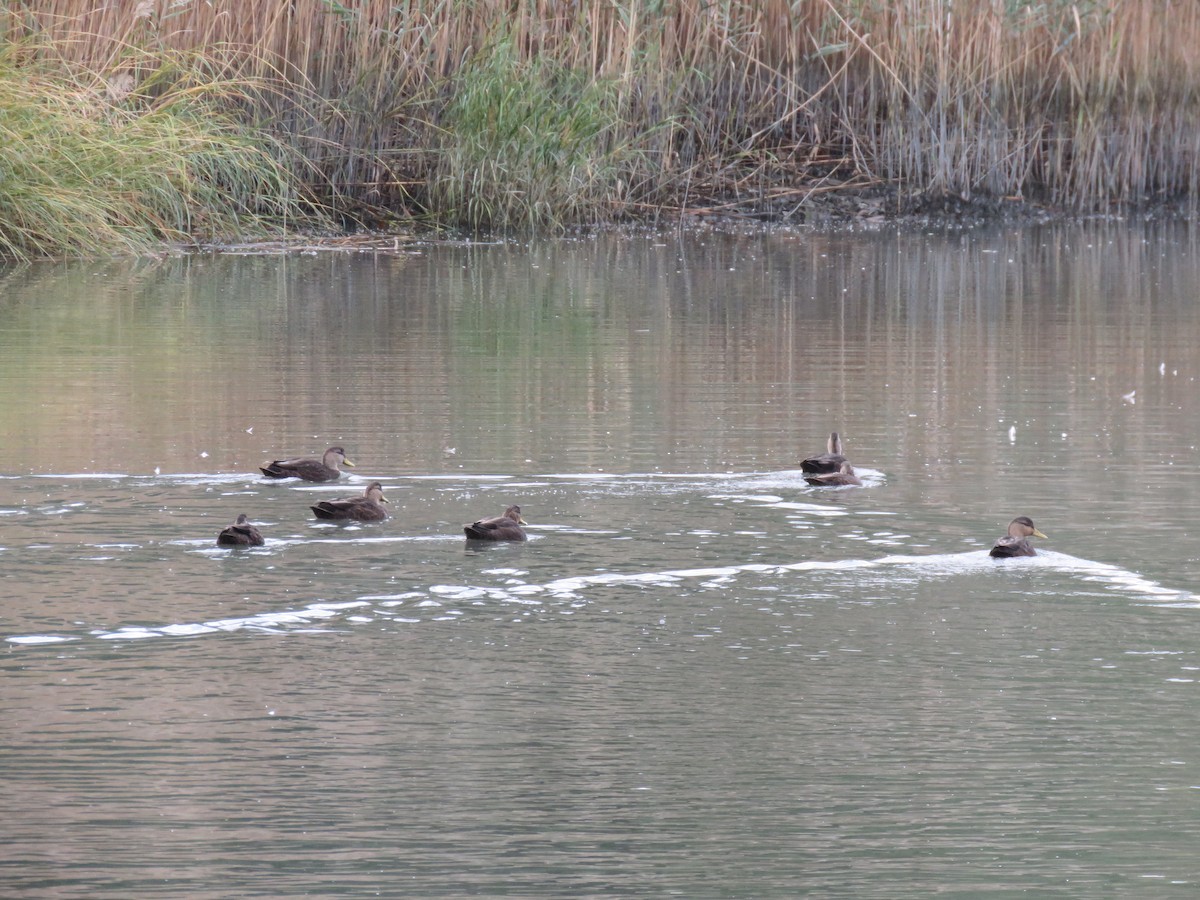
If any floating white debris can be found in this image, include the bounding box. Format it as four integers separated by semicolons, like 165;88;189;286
1123;390;1137;404
1008;425;1017;443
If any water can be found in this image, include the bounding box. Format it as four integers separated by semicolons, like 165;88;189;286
4;222;1200;897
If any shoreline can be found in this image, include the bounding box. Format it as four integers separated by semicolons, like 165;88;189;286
188;187;1196;257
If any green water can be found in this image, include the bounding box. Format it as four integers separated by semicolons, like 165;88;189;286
3;223;1200;897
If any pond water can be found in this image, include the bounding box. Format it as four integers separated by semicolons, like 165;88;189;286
4;222;1200;897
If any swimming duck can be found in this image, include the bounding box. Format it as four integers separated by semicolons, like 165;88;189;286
260;446;354;482
804;461;862;487
801;432;849;475
989;516;1047;558
464;505;527;541
311;482;388;522
217;514;265;547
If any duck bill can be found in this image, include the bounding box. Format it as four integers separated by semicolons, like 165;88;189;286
343;459;356;467
1032;528;1047;539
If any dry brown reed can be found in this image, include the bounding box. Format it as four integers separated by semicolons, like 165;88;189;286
5;0;1199;229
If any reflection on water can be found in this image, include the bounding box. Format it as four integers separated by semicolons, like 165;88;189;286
4;221;1200;897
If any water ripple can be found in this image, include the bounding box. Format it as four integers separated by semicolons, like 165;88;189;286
6;549;1189;647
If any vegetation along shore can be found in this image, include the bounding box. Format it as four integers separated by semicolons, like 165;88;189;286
2;0;1198;259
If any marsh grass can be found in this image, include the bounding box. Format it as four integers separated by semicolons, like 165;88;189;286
0;39;318;259
430;38;654;230
3;0;1199;247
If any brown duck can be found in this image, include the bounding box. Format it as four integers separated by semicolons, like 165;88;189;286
464;505;528;541
217;514;265;547
989;517;1048;558
801;432;849;475
311;481;389;522
260;446;354;482
804;461;862;487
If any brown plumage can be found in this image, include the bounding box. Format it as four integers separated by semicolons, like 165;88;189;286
311;481;389;522
989;516;1048;558
801;432;848;475
260;446;354;482
217;514;265;547
464;505;527;541
804;461;862;487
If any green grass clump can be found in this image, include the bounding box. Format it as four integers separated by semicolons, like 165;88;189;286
0;41;319;260
429;39;647;231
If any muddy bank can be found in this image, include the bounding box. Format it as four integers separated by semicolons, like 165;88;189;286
667;179;1197;233
193;180;1195;256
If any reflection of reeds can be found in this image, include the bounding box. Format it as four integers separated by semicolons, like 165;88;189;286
5;0;1200;237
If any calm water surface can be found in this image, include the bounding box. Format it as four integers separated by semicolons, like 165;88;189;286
3;223;1200;897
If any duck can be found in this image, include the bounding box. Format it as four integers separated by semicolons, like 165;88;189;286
260;446;354;482
989;516;1047;558
804;461;862;487
801;432;849;475
311;481;388;522
464;504;527;541
217;513;265;547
